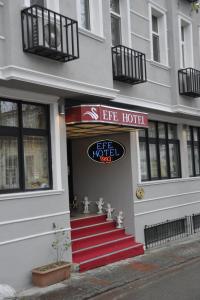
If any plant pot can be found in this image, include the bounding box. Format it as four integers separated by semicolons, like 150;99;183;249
32;261;71;287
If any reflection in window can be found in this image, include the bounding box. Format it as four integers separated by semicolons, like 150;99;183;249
187;126;200;177
139;142;148;181
110;0;121;46
22;104;47;129
24;136;49;190
0;137;19;190
80;0;90;30
0;101;18;127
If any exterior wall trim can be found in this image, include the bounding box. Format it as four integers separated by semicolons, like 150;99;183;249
135;199;200;216
79;28;105;42
0;66;119;99
0;35;5;40
0;1;4;6
0;227;71;247
0;189;64;201
130;9;149;22
131;31;150;42
0;211;70;227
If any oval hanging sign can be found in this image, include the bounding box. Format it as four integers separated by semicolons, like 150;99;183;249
87;140;125;164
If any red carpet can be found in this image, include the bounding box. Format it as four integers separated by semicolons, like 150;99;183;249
71;214;144;272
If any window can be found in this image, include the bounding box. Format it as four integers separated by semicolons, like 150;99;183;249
139;121;181;181
0;99;52;193
149;5;168;66
77;0;103;36
25;0;59;12
187;126;200;177
30;0;46;6
178;17;193;68
110;0;121;46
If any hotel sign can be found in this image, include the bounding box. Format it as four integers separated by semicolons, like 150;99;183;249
66;105;148;128
87;140;125;164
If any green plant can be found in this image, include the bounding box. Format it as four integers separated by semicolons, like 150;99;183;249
191;1;200;13
51;223;71;263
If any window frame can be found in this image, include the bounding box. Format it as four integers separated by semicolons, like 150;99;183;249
178;15;193;68
24;0;60;13
0;98;52;194
149;4;168;66
139;121;181;182
187;126;200;177
110;0;122;46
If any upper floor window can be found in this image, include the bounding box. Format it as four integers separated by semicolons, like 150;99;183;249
178;17;193;68
110;0;121;46
77;0;103;36
149;5;168;66
0;99;52;193
30;0;46;6
187;126;200;177
139;121;181;181
25;0;59;12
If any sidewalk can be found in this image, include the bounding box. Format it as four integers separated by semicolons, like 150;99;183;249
18;235;200;300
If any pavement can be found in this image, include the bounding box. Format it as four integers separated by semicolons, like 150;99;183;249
18;235;200;300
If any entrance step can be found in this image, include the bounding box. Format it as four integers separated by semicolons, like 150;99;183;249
71;214;144;272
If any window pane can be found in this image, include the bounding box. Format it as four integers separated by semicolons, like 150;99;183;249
0;137;19;190
110;0;120;14
181;26;184;42
149;143;158;178
139;142;148;181
80;0;90;30
159;144;167;177
153;34;160;62
158;123;165;139
30;0;45;6
148;122;156;138
186;127;191;141
0;101;18;127
193;128;198;141
169;143;179;178
22;104;47;129
139;129;146;138
168;124;177;139
187;144;193;176
111;15;121;46
24;136;50;190
152;15;158;33
194;145;200;175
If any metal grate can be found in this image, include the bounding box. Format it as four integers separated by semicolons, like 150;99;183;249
144;217;188;249
192;213;200;233
21;5;79;62
112;45;147;85
178;68;200;98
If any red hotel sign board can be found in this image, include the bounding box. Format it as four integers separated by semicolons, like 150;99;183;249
66;105;148;128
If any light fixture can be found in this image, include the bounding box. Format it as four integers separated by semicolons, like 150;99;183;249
58;101;65;115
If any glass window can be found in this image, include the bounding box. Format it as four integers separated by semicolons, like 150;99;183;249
0;137;19;190
110;0;121;46
0;99;52;194
22;104;47;129
0;101;18;127
80;0;90;30
187;126;200;177
152;15;158;33
24;136;50;190
152;15;160;63
139;121;181;181
30;0;46;6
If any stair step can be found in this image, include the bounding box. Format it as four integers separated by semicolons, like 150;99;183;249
72;228;127;251
79;244;144;272
71;221;116;239
71;214;107;229
73;236;135;259
73;239;142;263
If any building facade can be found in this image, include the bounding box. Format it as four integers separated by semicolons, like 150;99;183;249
1;0;200;291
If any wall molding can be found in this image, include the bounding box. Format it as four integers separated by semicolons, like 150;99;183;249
131;32;150;42
0;1;4;6
135;198;200;216
0;65;119;100
0;210;70;226
147;79;171;88
0;227;71;247
130;9;149;21
0;36;5;40
0;189;64;201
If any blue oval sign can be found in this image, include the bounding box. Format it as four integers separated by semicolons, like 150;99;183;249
87;140;125;164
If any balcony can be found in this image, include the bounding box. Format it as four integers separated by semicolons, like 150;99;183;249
112;45;147;85
21;5;79;62
178;68;200;98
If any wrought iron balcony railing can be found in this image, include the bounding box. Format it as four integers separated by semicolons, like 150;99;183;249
21;5;79;62
178;68;200;98
112;45;147;85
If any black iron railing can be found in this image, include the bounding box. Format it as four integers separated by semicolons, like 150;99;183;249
144;217;188;249
21;5;79;62
112;45;147;85
192;213;200;233
178;68;200;98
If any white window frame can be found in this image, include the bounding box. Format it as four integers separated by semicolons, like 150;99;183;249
149;4;168;66
178;15;193;68
77;0;103;37
24;0;60;13
110;1;122;46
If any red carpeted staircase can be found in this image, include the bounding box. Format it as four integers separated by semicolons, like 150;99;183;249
71;214;144;272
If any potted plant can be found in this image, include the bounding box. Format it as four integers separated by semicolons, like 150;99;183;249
32;223;71;287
